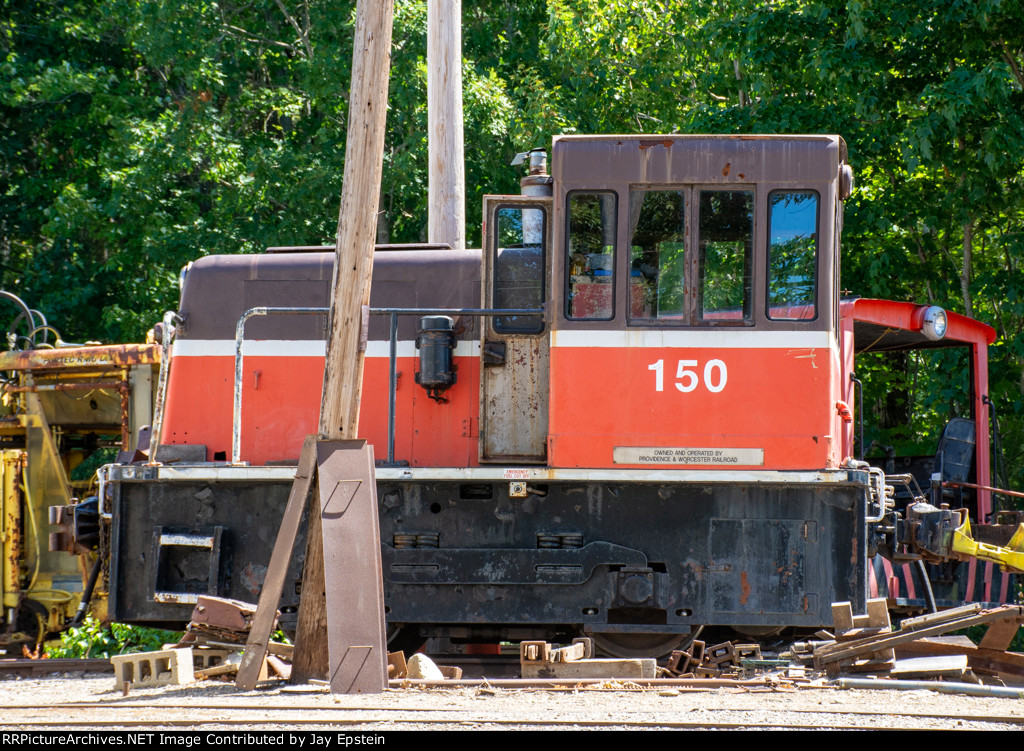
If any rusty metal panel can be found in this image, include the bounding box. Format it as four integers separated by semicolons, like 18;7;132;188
316;440;387;694
553;134;844;187
482;338;549;461
708;518;813;616
0;344;160;372
21;382;125;428
22;378;79;588
480;196;552;463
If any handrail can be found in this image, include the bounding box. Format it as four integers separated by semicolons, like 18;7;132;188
229;306;542;466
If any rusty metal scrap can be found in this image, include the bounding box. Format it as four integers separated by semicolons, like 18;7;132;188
664;639;762;679
190;595;261;633
0;344;160;372
814;604;1024;678
0;342;159;372
179;595;278;648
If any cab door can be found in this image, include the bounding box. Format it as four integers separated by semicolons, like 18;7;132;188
480;196;552;463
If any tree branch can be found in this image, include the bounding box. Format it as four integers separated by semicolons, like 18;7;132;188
998;39;1024;89
274;0;313;60
223;24;297;53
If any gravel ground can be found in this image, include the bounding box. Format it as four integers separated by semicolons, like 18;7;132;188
1;672;1023;731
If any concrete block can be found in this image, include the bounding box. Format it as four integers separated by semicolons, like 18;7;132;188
111;647;195;690
520;657;656;680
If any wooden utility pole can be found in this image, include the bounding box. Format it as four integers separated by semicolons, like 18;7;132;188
292;0;394;692
427;0;465;249
237;0;394;695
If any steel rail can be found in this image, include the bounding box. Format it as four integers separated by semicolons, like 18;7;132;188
5;702;1024;726
0;716;1016;730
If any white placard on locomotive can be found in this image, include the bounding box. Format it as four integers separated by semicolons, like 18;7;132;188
613;447;766;465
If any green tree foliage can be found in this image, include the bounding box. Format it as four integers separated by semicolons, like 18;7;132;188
3;0;1024;483
0;0;519;341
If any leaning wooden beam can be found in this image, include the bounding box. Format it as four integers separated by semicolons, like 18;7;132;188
898;638;1024;679
236;435;318;691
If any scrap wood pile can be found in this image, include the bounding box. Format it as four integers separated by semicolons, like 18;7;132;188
791;599;1024;686
109;595;293;692
159;596;453;686
107;595;1024;692
177;595;293;681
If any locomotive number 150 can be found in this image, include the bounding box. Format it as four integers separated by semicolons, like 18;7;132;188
648;359;728;393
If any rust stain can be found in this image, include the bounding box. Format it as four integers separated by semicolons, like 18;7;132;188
738;173;746;179
638;139;674;151
739;570;751;605
0;343;160;371
722;162;731;176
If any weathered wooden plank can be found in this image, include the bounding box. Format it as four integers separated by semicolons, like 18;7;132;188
890;655;968;680
521;658;657;680
865;598;891;629
831;602;854;634
978;619;1021;652
236;435;318;691
899;603;983;631
897;637;1024;679
291;490;328;683
866;597;894;661
814;607;1024;667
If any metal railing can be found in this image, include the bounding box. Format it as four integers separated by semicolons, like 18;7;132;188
230;305;542;465
232;307;329;465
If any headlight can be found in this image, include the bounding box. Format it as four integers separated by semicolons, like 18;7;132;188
921;306;948;341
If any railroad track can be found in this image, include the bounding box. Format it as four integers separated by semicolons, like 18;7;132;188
0;658;113;676
0;655;519;678
3;658;1022;730
1;703;1022;730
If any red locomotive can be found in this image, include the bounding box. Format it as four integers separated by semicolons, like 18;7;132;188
95;135;1015;654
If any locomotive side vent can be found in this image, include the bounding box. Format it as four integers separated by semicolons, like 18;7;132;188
537;533;584;549
393;533;440;549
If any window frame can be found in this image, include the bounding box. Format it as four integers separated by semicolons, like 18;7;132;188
696;187;756;326
564;189;619;322
765;188;820;323
492;203;548;335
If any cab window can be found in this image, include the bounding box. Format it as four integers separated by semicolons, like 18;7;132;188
767;191;818;321
494;205;545;334
698;190;753;322
628;190;686;320
566;191;617;320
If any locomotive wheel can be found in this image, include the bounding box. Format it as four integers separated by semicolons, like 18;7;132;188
589;631;690;659
731;625;786;639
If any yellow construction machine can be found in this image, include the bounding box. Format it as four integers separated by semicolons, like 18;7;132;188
0;292;159;650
